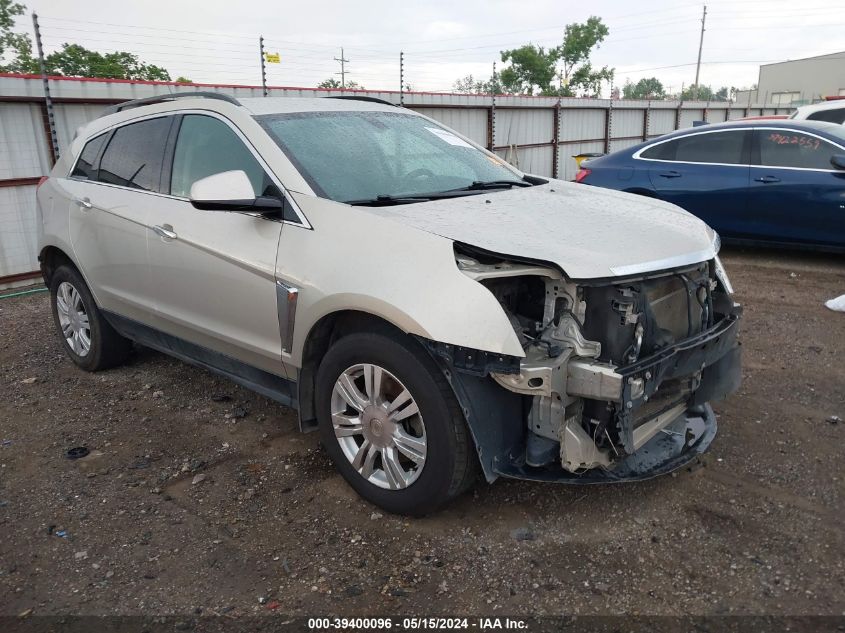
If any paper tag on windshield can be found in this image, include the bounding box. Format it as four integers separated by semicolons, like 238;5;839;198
425;127;473;148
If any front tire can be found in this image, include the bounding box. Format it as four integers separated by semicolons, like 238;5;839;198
315;331;477;515
49;265;132;371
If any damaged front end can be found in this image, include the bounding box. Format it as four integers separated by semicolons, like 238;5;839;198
445;247;741;483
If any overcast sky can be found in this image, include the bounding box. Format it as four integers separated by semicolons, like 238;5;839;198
21;0;845;95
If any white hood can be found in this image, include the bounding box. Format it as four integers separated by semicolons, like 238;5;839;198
367;180;717;280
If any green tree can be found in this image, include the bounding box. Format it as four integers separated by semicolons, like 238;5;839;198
175;76;192;83
2;0;174;79
556;16;612;96
499;16;613;96
43;44;171;80
0;0;37;73
622;77;666;100
452;73;496;94
499;44;557;95
680;84;730;101
317;77;364;89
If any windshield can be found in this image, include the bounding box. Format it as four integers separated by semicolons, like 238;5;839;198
257;111;522;203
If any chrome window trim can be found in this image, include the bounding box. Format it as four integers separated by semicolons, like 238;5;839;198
631;127;749;165
632;126;845;173
66;109;312;230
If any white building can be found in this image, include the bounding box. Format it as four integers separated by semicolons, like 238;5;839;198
735;51;845;107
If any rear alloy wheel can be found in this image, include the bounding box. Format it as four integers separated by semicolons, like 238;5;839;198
49;265;132;371
331;363;427;490
55;281;92;357
316;331;478;515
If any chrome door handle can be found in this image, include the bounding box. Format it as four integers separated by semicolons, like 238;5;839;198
152;224;177;240
74;197;92;209
754;175;780;184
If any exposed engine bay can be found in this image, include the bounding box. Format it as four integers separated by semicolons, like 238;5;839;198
454;247;742;478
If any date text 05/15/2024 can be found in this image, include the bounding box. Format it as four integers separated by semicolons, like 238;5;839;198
307;617;529;630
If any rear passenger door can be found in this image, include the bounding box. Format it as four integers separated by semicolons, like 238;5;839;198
748;128;845;247
642;129;751;237
145;113;288;376
64;116;173;324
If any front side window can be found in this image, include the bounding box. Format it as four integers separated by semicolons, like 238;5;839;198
641;131;746;164
757;130;841;170
170;115;276;199
257;111;519;203
97;117;172;192
71;133;107;180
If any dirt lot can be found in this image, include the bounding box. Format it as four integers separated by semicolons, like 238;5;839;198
0;247;843;618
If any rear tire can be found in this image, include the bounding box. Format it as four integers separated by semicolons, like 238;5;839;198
49;265;132;371
315;331;478;516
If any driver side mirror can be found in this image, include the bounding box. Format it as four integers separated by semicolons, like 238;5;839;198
831;154;845;171
189;170;283;213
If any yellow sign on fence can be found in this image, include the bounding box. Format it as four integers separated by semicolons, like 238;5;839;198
264;52;280;64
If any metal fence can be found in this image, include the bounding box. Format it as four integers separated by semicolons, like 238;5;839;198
0;73;792;286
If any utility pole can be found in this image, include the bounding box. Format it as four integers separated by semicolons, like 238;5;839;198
32;13;59;163
259;36;268;97
399;51;404;106
693;4;707;100
334;47;349;89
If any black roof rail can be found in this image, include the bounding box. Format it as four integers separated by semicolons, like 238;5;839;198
325;95;398;107
103;91;241;115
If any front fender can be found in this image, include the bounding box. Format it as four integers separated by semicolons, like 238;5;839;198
279;194;525;368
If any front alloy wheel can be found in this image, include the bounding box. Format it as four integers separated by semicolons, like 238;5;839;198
331;363;427;490
315;331;479;515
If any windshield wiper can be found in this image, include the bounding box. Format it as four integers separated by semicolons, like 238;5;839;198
345;194;436;207
446;179;533;192
345;179;533;206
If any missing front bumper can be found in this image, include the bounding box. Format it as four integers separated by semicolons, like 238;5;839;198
493;403;718;484
491;309;740;479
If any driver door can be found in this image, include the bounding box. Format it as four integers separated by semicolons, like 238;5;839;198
145;113;287;375
748;128;845;248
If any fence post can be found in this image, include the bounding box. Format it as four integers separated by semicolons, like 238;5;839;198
32;12;59;163
399;51;404;107
259;36;268;97
643;100;651;141
675;100;683;130
489;61;497;152
552;99;561;179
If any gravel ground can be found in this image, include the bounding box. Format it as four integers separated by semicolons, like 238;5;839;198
0;247;843;617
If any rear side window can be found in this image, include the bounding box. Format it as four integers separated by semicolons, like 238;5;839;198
806;108;845;124
97;117;172;192
643;130;745;165
169;115;275;198
641;131;746;164
70;133;107;180
640;140;676;160
757;130;840;170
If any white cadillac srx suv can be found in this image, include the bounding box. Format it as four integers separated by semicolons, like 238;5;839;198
36;92;742;515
